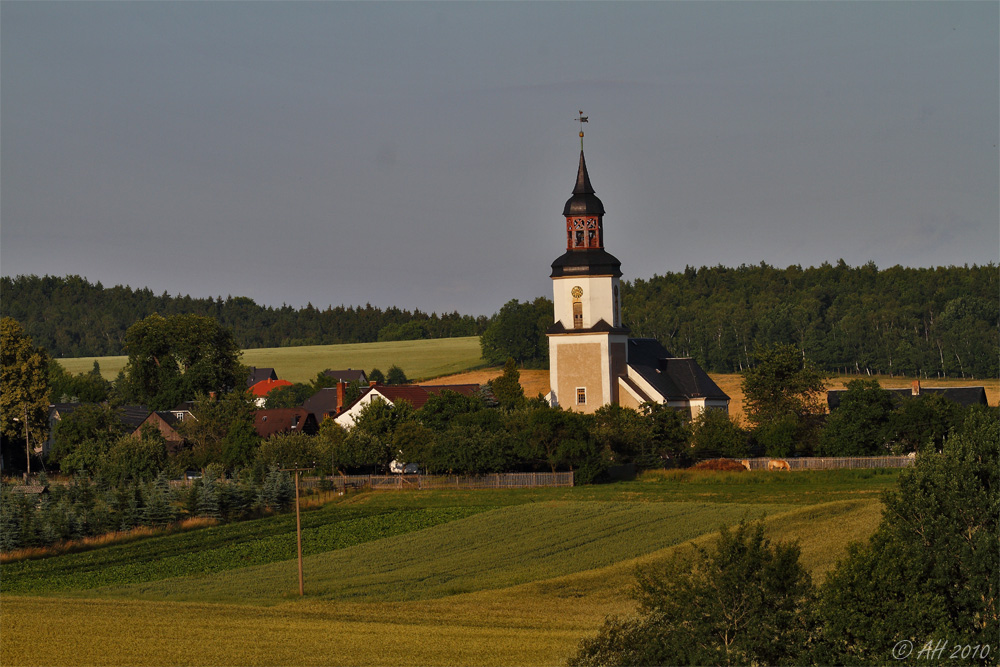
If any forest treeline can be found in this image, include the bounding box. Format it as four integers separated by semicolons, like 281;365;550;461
620;261;998;379
4;262;997;379
0;275;489;357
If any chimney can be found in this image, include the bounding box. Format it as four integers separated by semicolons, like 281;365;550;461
370;380;378;387
911;380;920;396
337;381;346;408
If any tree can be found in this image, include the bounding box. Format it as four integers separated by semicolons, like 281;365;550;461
480;297;552;367
885;393;966;454
263;383;315;409
179;391;260;471
386;364;408;385
50;403;129;474
316;417;350;474
742;342;826;454
591;404;654;467
120;314;244;410
819;379;895;456
1;317;50;472
258;433;320;471
345;398;415;471
689;409;752;460
516;406;602;477
742;342;826;427
642;403;692;468
368;368;385;385
569;520;814;666
817;408;999;665
100;425;168;486
489;358;526;411
417;389;484;431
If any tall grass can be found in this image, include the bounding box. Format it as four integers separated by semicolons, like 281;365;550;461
0;517;218;564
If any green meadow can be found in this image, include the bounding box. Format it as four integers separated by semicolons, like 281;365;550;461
57;336;486;384
1;470;890;666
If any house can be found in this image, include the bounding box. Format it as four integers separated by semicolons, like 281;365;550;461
254;408;319;438
321;369;368;385
301;386;341;423
133;410;191;453
246;367;278;388
249;378;293;407
545;145;729;418
827;380;989;411
335;383;480;428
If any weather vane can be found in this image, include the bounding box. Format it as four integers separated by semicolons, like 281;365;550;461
576;111;588;150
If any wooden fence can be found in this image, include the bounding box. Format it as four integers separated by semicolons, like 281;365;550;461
302;471;574;492
737;456;915;471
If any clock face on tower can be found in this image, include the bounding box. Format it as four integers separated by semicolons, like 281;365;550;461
571;286;583;298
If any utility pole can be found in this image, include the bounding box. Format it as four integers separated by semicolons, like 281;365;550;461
280;464;315;596
23;404;31;477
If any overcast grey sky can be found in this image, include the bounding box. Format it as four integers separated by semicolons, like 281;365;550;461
2;1;997;317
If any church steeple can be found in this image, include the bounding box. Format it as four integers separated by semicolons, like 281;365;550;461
562;150;606;250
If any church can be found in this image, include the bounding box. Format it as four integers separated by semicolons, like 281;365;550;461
546;134;730;418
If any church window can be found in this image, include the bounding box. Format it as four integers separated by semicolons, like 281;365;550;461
575;230;584;246
576;387;587;405
573;300;583;329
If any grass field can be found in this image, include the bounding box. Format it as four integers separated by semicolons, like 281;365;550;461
58;336;486;384
1;470;890;666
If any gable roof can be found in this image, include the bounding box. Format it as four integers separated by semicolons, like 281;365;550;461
249;379;293;398
246;367;278;388
827;386;988;410
301;387;340;419
626;338;729;401
254;408;318;438
322;369;368;384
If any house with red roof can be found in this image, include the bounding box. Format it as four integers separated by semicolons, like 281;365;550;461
249;378;293;407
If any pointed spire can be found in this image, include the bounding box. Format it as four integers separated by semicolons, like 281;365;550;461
563;150;605;217
573;151;596;195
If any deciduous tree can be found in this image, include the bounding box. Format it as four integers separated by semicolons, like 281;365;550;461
569;520;815;666
1;317;50;472
120;314;244;410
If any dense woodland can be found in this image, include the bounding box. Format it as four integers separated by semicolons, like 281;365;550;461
3;262;997;378
621;261;998;378
0;275;488;356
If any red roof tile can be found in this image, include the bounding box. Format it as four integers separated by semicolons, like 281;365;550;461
249;379;292;397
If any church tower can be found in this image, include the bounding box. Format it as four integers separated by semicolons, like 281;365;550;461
547;128;629;412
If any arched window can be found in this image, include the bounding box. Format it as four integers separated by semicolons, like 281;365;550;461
573;300;583;329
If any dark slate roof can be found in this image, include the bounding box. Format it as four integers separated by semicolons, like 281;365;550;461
322;369;368;383
254;409;318;438
626;338;730;401
562;151;606;217
547;318;630;336
550;248;623;278
48;403;150;430
49;402;81;418
302;387;340;418
827;386;988;410
154;411;183;428
118;405;152;429
246;367;278;388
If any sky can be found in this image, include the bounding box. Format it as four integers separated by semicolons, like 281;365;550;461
2;1;997;318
